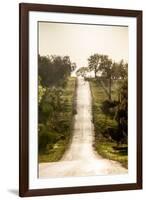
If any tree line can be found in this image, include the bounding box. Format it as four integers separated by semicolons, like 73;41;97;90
77;53;127;100
38;55;76;160
38;55;76;87
77;53;128;145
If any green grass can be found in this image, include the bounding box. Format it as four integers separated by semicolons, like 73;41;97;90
39;138;69;162
90;79;118;135
39;77;76;163
95;138;128;168
89;79;128;168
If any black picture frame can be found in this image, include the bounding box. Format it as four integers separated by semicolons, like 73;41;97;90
19;3;142;197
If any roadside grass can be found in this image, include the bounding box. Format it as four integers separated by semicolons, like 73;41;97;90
95;138;128;168
39;77;76;163
39;138;69;162
89;79;128;168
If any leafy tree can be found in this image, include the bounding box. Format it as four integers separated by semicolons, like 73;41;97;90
118;60;128;79
88;54;113;100
104;79;128;144
38;55;76;87
116;79;128;140
101;100;118;117
111;60;128;80
38;87;67;152
88;53;128;100
76;67;89;78
100;55;113;100
88;54;102;78
111;62;120;80
39;87;65;125
38;76;46;104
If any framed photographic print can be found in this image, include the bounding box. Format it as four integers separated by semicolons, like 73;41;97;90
19;3;142;197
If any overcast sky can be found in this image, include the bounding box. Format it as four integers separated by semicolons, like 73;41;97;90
39;22;128;68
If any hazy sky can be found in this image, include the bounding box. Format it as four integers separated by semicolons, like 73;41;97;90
39;22;128;68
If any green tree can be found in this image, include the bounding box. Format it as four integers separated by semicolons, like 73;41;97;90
38;76;46;105
76;67;89;78
88;53;128;100
38;55;76;87
116;79;128;140
88;54;113;100
111;60;128;80
100;55;113;100
88;54;102;78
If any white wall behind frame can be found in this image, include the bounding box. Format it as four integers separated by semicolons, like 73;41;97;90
0;0;144;200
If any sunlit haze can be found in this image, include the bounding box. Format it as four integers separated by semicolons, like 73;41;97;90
39;22;128;69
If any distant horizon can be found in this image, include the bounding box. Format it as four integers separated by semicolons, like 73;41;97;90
39;22;128;69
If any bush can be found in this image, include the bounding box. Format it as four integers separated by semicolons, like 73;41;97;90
94;114;117;138
38;124;60;152
107;127;125;144
38;78;76;162
101;99;118;117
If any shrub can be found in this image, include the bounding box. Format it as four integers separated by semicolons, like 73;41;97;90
101;99;118;117
94;113;117;137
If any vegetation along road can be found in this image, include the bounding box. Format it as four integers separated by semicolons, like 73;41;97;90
39;77;127;178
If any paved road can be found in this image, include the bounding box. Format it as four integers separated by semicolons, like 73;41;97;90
39;77;127;178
